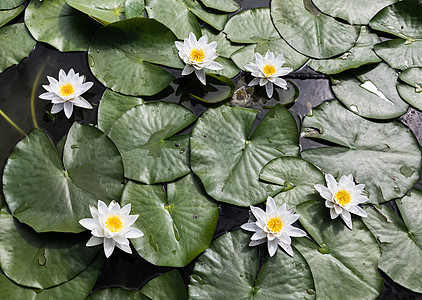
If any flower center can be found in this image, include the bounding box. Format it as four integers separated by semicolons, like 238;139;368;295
105;214;124;233
267;217;283;233
190;48;205;63
59;83;75;97
263;64;276;77
335;190;351;206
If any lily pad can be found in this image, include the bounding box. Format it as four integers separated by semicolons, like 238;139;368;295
330;63;408;119
141;270;187;300
3;123;124;232
25;0;101;52
0;23;36;73
260;157;325;207
397;67;422;110
308;26;381;75
271;0;359;59
301;100;421;203
88;17;183;96
294;200;383;299
190;104;299;206
183;0;228;31
189;230;315;299
88;288;150;299
201;26;243;59
66;0;126;25
363;190;422;293
0;5;24;28
124;0;145;18
108;102;196;184
121;174;219;267
201;0;240;13
0;0;25;10
374;39;422;70
206;56;240;78
0;271;36;300
184;74;235;104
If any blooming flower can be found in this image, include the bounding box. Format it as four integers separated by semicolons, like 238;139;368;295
244;51;292;98
39;69;93;118
79;200;144;258
175;32;223;85
241;196;306;257
314;174;368;229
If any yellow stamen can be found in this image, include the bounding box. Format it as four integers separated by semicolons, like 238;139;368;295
263;64;276;77
267;217;284;233
335;190;351;206
190;48;205;63
59;83;75;97
105;214;124;233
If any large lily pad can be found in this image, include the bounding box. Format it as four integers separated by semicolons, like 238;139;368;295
108;102;196;184
271;0;359;59
374;39;422;70
89;17;183;96
0;23;36;73
141;270;187;300
330;63;409;119
201;0;240;13
25;0;100;52
301;100;421;203
121;174;219;267
0;0;25;10
0;5;24;28
295;200;383;299
189;230;315;299
397;67;422;110
66;0;126;25
190;104;299;206
201;26;243;59
3;123;124;232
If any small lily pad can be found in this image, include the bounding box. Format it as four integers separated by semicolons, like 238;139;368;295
66;0;126;25
201;0;240;13
141;270;187;300
374;39;422;70
397;67;422;110
184;74;235;104
0;0;25;10
0;5;24;28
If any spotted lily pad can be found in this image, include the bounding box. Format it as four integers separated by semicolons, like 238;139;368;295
397;67;422;110
0;0;25;10
108;102;196;184
201;0;240;13
141;270;187;300
0;5;24;28
301;100;421;203
3;123;124;232
66;0;126;25
121;174;219;267
190;104;299;206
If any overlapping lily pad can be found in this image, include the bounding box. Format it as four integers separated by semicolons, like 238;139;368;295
330;63;408;119
201;26;243;59
124;0;145;18
121;174;219;267
0;5;24;28
141;270;187;300
183;0;227;31
66;0;126;25
397;67;422;110
3;123;124;232
108;102;196;184
301;100;421;203
190;104;299;206
183;74;235;104
374;39;422;70
0;0;25;10
189;230;315;299
201;0;240;13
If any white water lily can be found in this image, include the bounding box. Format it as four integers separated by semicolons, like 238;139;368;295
39;69;93;118
314;174;368;230
175;32;223;85
79;200;144;258
244;51;292;98
241;196;306;257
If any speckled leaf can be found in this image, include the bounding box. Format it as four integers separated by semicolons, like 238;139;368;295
301;100;421;203
374;39;422;70
0;5;24;28
141;270;187;300
397;67;422;110
66;0;126;25
125;0;145;18
184;0;228;31
184;74;235;104
88;288;150;300
121;174;219;267
201;0;239;13
191;104;299;206
0;0;25;10
201;26;243;59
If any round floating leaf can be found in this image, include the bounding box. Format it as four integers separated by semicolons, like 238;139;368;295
0;271;36;300
66;0;126;25
183;0;228;31
141;270;187;300
201;26;243;59
191;104;299;206
0;23;36;73
363;191;422;293
89;17;183;96
121;174;219;267
201;0;240;13
271;0;359;59
124;0;145;18
88;288;150;300
108;102;196;184
260;157;325;207
330;63;408;119
97;89;144;134
3;123;124;232
374;39;422;70
301;100;421;203
206;56;240;78
397;67;422;110
0;0;25;10
184;74;235;104
25;0;101;52
0;5;24;28
189;230;315;299
295;200;383;299
308;26;381;75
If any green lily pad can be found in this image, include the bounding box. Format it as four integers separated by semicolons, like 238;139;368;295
108;102;196;184
124;0;145;18
184;74;235;104
183;0;228;31
374;39;422;70
66;0;126;25
189;230;315;299
190;104;299;206
0;270;36;300
89;17;183;96
121;174;219;267
3;123;124;232
88;288;150;300
271;0;359;59
25;0;101;52
201;0;240;13
201;26;243;59
295;200;383;299
301;100;421;203
0;5;24;28
0;23;36;73
397;67;422;110
330;63;408;119
206;56;240;78
141;270;187;300
308;26;381;75
260;157;325;207
0;0;25;10
97;89;144;134
363;191;422;293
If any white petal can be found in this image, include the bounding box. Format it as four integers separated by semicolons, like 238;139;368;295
334;204;342;215
125;215;138;227
330;208;339;219
244;63;259;72
92;226;105;238
277;233;291;244
349;205;367;217
63;102;74;118
341;214;353;230
277;203;287;215
103;238;115;258
68;68;75;78
98;200;108;215
325;200;334;208
51;97;63;104
207;61;223;70
121;203;131;216
249;238;266;246
195;69;206;85
241;222;258;232
275;54;284;62
126;227;144;239
266;196;277;215
288;227;307;237
59;69;66;82
248;77;260;86
251;230;266;240
265;82;274;98
78;81;93;94
79;218;98;230
250;206;266;221
325;174;337;191
356;196;369;204
51;103;64;114
116;242;132;254
274;67;292;76
109;200;121;212
90;205;98;219
175;41;184;52
198;35;208;44
86;236;103;247
274;77;288;89
267;239;278;257
182;64;195;75
39;92;55;100
278;241;293;257
286;214;300;224
73;97;92;109
338;175;351;188
342;210;351;221
112;235;130;246
259;78;267;86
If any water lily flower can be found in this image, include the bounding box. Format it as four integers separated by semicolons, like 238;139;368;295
39;69;93;118
175;32;223;85
79;200;144;258
241;196;306;257
244;51;292;98
314;174;368;230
